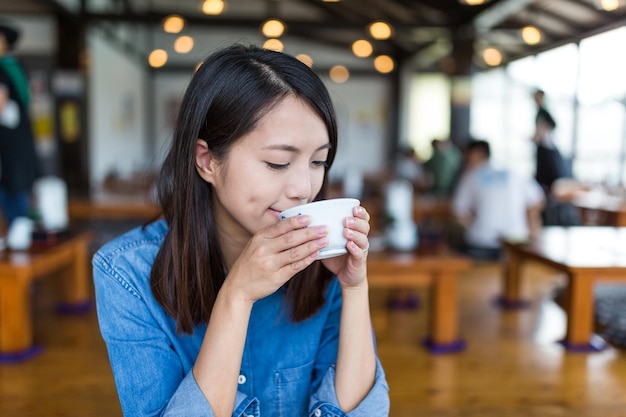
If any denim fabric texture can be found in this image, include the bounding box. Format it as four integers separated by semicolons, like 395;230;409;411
93;220;390;417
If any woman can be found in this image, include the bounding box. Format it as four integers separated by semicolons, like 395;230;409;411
93;44;390;416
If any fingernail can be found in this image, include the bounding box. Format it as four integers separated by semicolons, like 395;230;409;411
317;237;328;247
316;226;327;235
346;217;355;226
298;215;310;225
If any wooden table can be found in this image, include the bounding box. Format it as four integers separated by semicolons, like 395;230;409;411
68;192;159;221
570;191;626;227
501;226;626;351
0;231;93;361
367;249;472;353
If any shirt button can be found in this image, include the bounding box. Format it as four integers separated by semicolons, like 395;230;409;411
314;409;322;417
238;374;247;384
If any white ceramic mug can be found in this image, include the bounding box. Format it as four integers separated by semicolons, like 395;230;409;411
280;198;360;260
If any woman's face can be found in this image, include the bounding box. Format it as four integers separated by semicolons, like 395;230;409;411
198;95;330;242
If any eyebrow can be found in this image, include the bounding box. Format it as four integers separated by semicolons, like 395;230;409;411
262;143;332;153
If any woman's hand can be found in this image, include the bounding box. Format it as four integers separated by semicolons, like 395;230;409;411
322;205;371;289
224;215;329;303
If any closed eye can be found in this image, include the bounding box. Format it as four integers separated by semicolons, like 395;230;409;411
266;162;289;170
312;160;328;168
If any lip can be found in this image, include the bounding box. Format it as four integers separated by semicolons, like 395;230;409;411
269;208;281;218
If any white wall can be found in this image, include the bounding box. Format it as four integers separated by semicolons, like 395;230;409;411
1;14;57;54
151;71;392;181
323;76;391;182
152;72;193;165
87;31;148;187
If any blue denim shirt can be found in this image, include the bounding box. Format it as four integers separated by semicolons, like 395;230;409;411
93;220;390;417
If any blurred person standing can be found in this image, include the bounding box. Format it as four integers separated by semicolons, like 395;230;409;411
451;139;544;260
532;89;580;225
423;138;462;197
0;22;39;226
532;89;569;193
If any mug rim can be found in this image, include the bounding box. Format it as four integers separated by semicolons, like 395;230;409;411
279;198;360;217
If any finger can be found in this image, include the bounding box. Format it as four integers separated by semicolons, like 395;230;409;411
345;215;370;237
276;224;328;255
353;205;371;222
345;230;370;253
346;239;369;259
265;214;311;239
278;248;321;277
278;234;328;268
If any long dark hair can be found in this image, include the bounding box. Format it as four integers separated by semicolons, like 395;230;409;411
151;44;338;334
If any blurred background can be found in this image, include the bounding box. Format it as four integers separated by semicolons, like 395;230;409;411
2;0;626;198
4;3;626;416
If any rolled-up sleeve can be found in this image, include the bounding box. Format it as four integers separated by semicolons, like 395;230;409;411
165;372;259;417
309;359;390;417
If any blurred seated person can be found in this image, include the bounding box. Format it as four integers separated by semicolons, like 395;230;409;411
423;138;462;197
451;139;544;261
394;145;428;193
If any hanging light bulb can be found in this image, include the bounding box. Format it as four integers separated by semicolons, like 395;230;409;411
329;66;349;83
263;38;284;52
374;55;394;73
352;39;373;58
483;47;502;66
521;26;542;45
369;21;393;40
296;54;313;67
600;0;620;11
262;19;285;38
202;0;225;15
163;15;185;34
148;49;168;68
174;35;194;54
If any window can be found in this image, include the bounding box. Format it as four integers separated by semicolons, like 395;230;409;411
577;27;626;184
470;33;626;185
407;73;451;159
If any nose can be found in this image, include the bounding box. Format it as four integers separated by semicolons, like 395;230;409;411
286;165;313;202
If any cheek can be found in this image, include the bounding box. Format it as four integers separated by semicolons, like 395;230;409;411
313;171;326;195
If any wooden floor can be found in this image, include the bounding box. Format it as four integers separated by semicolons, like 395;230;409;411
2;260;626;416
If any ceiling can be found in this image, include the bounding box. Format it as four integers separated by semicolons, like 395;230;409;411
2;0;626;74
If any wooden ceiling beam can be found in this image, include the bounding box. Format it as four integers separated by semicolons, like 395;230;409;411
80;10;450;33
568;0;624;23
473;0;536;32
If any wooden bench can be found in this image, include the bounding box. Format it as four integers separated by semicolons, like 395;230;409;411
368;251;472;353
0;231;93;361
